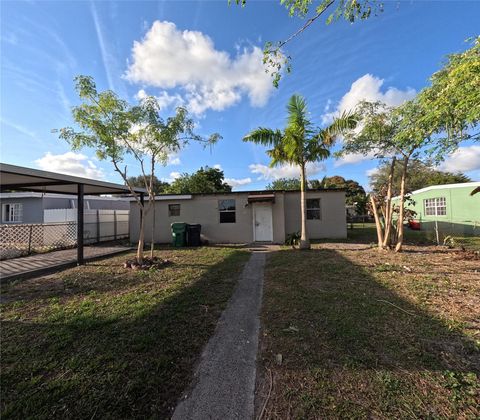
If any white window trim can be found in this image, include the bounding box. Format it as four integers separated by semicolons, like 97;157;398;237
423;197;447;217
2;203;23;223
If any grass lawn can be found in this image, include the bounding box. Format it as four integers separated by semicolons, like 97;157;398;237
256;242;479;418
1;246;250;419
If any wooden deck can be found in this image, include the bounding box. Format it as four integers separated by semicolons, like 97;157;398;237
0;245;132;282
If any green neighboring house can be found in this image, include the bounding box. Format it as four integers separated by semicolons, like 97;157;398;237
393;182;480;238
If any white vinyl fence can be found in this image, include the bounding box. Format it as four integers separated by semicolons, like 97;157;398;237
0;209;129;260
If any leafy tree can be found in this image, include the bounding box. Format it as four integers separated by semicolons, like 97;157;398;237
235;0;384;86
58;76;220;263
370;160;472;196
320;176;367;213
266;175;367;213
418;37;480;158
266;178;301;190
127;175;170;194
244;94;356;249
166;167;232;194
336;100;431;252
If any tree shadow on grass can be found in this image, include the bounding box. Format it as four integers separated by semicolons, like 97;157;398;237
259;248;479;418
0;247;238;303
1;250;250;419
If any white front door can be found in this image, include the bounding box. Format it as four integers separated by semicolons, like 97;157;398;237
253;203;273;242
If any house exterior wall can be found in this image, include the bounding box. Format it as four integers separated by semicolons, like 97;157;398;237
0;197;44;224
284;191;347;239
129;190;346;244
0;194;130;224
394;183;480;236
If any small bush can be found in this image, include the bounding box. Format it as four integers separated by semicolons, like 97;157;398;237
285;232;301;248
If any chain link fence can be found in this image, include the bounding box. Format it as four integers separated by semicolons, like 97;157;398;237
0;210;130;260
417;219;480;250
0;222;76;260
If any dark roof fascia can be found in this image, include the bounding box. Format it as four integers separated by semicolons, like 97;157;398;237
153;188;345;198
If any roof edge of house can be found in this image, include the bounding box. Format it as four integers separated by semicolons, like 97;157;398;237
124;188;345;201
392;181;480;200
0;192;130;200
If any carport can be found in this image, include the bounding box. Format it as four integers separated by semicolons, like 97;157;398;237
0;163;146;265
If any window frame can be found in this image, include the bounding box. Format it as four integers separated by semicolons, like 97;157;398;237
423;197;446;216
168;203;181;217
2;203;23;223
218;199;236;224
306;198;321;220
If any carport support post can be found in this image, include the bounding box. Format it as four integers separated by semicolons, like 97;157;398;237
77;183;84;265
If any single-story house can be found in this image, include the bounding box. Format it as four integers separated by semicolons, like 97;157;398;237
129;189;347;244
0;192;130;224
393;182;480;237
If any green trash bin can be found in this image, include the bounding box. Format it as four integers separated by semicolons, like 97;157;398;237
171;222;187;247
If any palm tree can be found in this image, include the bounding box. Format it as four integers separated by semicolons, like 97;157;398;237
243;94;355;249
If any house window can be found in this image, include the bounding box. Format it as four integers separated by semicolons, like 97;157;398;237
219;199;236;223
2;203;23;223
169;204;181;217
424;197;446;216
306;199;321;220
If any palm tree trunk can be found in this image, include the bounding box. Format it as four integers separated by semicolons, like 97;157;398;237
382;157;396;248
299;162;310;250
395;157;409;252
370;195;384;250
137;205;145;264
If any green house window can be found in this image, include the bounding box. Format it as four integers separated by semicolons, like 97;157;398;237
424;197;446;216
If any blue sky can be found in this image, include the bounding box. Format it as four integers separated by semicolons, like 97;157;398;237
1;0;479;190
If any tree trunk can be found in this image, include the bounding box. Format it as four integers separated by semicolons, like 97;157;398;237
382;157;396;248
299;162;310;250
370;195;384;250
395;157;409;252
150;202;155;259
137;205;145;264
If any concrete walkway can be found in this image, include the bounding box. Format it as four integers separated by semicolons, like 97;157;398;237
0;245;131;283
173;250;267;420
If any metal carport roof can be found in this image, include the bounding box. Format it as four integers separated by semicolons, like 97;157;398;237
0;163;146;265
0;163;146;195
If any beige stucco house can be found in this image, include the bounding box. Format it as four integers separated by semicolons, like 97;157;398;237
129;189;347;245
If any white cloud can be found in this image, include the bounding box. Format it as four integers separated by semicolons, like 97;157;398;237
249;162;326;181
161;171;182;183
125;21;276;115
1;117;36;139
90;2;126;97
366;167;380;177
135;89;184;110
326;74;416;166
322;74;416;125
213;164;222;170
167;152;181;166
335;151;378;167
35;152;105;179
439;145;480;173
225;177;252;189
